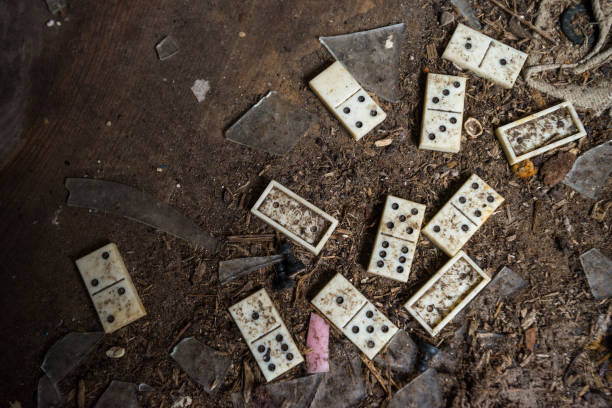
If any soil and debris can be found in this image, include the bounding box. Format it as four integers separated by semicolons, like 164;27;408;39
0;0;611;407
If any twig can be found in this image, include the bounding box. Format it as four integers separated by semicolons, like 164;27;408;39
487;0;557;43
359;354;390;396
168;322;192;351
227;234;275;242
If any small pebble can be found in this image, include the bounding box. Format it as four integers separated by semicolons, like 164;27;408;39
239;31;246;38
106;346;126;359
105;121;112;127
46;20;55;27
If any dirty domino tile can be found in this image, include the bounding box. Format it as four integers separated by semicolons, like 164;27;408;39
229;289;304;381
251;180;338;255
404;251;490;336
419;73;466;153
367;196;426;282
496;101;587;165
442;23;527;88
75;243;146;333
422;174;504;256
309;61;386;141
311;273;398;359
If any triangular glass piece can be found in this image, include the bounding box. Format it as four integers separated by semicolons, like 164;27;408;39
225;92;318;156
320;23;406;103
41;332;104;384
94;381;139;408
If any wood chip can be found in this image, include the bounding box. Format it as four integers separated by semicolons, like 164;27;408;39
77;379;85;408
524;327;537;351
243;360;254;403
426;43;438;60
374;138;393;147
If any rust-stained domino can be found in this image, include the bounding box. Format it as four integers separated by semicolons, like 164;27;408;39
419;73;466;153
311;273;398;359
442;23;527;88
309;61;387;141
229;289;304;382
404;251;490;336
496;101;587;165
75;243;146;333
251;180;338;255
367;195;426;282
422;174;504;256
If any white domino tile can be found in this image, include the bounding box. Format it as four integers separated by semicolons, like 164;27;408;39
251;180;338;255
422;174;504;256
310;61;386;141
230;289;304;381
496;101;587;165
442;24;527;89
75;243;146;333
311;273;398;359
420;74;466;153
404;251;490;336
367;196;426;282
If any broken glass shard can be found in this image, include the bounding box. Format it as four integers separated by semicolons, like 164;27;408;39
41;332;104;384
170;337;231;395
45;0;67;16
451;0;483;30
256;374;324;408
310;356;366;408
218;255;284;284
563;141;612;200
319;24;406;103
487;266;527;299
156;36;179;60
225;91;318;156
374;330;417;373
65;178;219;252
94;381;138;408
580;249;612;299
387;368;443;408
38;375;63;408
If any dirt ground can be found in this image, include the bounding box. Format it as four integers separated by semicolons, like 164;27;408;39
0;0;611;407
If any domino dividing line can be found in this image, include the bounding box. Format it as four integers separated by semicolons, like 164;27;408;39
250;324;282;344
91;278;126;297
